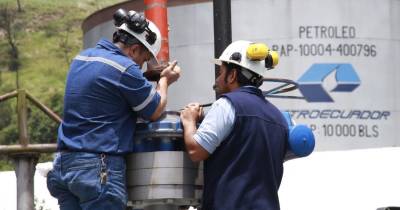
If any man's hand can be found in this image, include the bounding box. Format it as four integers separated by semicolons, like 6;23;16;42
160;60;181;85
180;103;203;125
180;103;209;162
149;61;181;121
143;62;168;81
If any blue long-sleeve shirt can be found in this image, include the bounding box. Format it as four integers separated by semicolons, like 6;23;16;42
57;39;160;155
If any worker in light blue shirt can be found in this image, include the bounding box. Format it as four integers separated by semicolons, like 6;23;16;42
47;9;181;210
181;40;288;210
192;97;235;154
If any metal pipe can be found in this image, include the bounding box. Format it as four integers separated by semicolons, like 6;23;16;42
0;144;57;154
26;92;62;124
144;0;169;64
213;0;232;97
13;154;39;210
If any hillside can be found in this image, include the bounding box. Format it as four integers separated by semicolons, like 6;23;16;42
0;0;124;170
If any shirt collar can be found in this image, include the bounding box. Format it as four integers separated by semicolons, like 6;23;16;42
236;86;264;97
96;39;125;55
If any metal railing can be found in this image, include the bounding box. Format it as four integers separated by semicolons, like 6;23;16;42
0;89;60;154
0;89;61;210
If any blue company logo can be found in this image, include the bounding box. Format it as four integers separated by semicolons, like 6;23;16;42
297;63;360;102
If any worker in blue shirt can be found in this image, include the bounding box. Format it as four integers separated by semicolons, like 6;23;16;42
47;9;180;210
180;40;288;210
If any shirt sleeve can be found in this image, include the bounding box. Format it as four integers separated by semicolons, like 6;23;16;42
193;97;235;154
118;65;160;119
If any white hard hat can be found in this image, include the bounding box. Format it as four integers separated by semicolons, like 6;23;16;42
213;40;279;77
117;20;161;65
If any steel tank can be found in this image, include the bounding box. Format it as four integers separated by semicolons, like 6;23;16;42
126;111;203;210
82;0;400;152
126;110;314;209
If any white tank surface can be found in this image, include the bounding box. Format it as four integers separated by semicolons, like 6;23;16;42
82;0;400;152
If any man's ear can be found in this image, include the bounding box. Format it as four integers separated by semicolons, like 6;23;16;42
129;44;140;56
228;68;238;84
127;44;143;63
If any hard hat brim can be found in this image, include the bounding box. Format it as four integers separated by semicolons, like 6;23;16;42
212;59;241;67
212;59;222;66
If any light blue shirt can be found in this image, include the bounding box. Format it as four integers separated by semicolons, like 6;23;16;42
193;98;235;154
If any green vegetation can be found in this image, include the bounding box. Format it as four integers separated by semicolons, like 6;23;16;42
0;0;124;170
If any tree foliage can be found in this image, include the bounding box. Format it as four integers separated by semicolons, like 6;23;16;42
28;92;63;144
16;0;22;12
0;3;21;72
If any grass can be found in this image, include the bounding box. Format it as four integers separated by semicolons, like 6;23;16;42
1;0;124;98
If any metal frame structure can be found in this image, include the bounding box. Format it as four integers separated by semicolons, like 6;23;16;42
0;89;59;210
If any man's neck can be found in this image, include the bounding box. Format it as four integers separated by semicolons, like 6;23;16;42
115;42;129;56
228;82;240;92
